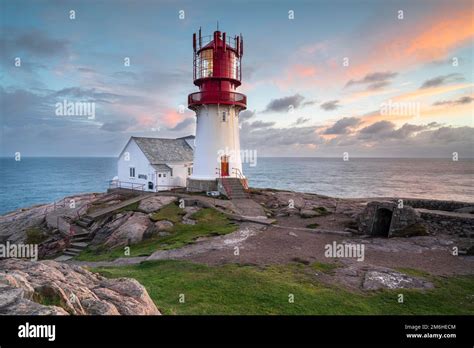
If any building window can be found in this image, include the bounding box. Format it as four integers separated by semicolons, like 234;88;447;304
138;174;147;180
129;167;135;178
188;167;193;176
158;173;162;178
222;111;227;122
163;173;166;178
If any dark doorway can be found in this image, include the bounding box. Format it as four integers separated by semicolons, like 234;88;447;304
372;208;392;237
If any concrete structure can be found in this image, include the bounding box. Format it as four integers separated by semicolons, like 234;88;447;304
187;28;247;193
115;137;194;192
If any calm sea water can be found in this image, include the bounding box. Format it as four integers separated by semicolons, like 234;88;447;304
0;157;472;215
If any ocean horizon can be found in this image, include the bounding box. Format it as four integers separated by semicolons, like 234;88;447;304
0;157;473;215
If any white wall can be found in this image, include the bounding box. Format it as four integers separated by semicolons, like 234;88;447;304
117;139;193;192
117;139;155;191
191;104;243;180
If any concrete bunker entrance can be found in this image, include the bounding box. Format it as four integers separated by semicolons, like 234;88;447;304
372;208;393;237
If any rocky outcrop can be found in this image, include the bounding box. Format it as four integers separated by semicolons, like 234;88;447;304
138;196;177;213
0;259;160;315
102;212;154;249
0;193;102;243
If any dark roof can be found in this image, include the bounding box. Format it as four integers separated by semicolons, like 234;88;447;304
132;137;193;163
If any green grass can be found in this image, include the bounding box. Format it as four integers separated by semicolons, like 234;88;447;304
306;223;320;229
25;227;47;244
312;206;331;216
150;202;185;223
75;206;238;261
115;201;141;214
93;260;474;315
311;261;340;274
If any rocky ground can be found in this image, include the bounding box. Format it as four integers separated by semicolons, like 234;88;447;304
0;188;472;314
0;258;159;315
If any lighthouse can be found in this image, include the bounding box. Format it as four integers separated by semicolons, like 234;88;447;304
187;27;248;195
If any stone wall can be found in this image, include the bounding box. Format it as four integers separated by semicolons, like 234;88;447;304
186;178;218;192
396;198;473;212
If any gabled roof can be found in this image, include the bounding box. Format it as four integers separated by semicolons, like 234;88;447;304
130;137;194;163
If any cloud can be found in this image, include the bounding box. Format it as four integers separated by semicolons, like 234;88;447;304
359;120;395;136
250;120;276;129
433;96;473;106
263;94;305;113
345;71;398;90
1;30;70;57
239;110;256;122
419;73;464;89
293;117;310;126
320;100;340;111
100;120;133;132
324;117;361;134
168;117;195;132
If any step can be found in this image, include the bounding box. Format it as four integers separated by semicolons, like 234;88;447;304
70;242;88;249
76;221;89;228
65;248;83;254
71;236;91;243
63;250;79;256
54;255;73;262
71;231;90;238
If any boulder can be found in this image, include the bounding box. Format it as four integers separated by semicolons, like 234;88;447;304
299;209;318;218
154;220;174;231
103;212;153;248
0;259;160;315
138;196;177;213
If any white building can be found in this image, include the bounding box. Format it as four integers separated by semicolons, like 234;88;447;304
115;136;194;192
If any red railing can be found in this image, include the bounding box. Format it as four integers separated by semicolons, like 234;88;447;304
232;168;249;192
188;91;247;110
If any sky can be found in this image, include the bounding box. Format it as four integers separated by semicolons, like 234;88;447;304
0;0;473;157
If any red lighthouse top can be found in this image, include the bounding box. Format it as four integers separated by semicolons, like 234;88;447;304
188;28;247;111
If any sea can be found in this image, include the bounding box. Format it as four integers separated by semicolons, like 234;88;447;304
0;157;473;215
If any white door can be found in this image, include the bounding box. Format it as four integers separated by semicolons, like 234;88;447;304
156;172;170;191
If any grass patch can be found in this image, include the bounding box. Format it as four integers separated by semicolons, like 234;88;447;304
75;207;238;261
311;261;340;275
150;202;185;223
312;206;331;216
395;267;431;278
25;227;47;244
115;201;141;214
306;223;320;229
93;260;474;315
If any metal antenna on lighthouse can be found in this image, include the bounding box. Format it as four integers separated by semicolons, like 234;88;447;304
217;21;219;31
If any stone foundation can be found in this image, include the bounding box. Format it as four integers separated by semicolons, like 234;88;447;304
186;178;218;192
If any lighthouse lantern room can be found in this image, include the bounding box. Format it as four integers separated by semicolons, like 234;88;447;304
187;27;248;193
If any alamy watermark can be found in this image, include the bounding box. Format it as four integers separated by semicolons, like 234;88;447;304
0;241;38;261
380;99;420;118
217;147;258;167
55;99;96;119
325;241;365;262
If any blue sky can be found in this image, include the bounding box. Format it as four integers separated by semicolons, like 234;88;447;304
1;0;473;157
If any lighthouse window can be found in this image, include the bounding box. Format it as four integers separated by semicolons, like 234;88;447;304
199;49;213;78
222;111;227;122
129;167;136;178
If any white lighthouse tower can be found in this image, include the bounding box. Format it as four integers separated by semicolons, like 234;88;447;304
187;28;248;196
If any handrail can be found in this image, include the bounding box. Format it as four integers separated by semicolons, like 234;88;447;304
232;168;249;191
109;180;145;191
188;91;247;110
